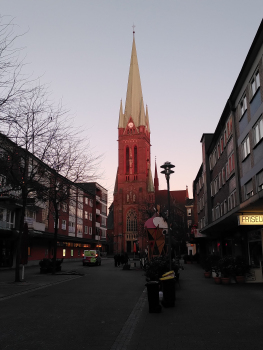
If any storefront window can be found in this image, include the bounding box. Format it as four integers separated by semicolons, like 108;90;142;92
248;230;262;268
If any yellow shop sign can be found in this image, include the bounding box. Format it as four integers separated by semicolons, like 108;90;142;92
238;215;263;225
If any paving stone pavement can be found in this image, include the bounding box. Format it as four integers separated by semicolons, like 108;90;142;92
126;263;263;350
2;260;263;349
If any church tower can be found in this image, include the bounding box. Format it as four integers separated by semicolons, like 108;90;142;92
113;32;154;254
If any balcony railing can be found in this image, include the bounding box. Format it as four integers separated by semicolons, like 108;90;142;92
24;217;45;231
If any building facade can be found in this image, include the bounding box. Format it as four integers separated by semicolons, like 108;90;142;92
0;134;108;267
193;20;263;281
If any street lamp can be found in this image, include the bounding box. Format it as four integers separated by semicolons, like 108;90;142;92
160;161;175;270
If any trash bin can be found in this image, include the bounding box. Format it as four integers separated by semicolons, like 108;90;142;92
145;281;162;313
160;271;176;307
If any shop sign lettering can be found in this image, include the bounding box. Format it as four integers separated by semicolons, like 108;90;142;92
238;215;263;225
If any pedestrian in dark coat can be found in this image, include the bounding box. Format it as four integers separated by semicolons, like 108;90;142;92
114;254;118;267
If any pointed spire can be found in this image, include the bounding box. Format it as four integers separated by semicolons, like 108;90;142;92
154;157;159;192
118;100;126;128
147;168;155;193
145;105;150;132
124;34;146;128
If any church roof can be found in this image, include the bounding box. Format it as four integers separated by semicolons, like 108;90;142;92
119;35;148;130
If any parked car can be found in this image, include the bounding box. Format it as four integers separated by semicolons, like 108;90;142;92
83;250;102;266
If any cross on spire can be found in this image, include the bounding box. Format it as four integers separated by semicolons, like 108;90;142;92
132;24;135;36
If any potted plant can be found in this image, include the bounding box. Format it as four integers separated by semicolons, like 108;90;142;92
218;256;234;284
233;256;250;284
204;256;212;278
213;262;222;284
145;256;179;282
203;254;220;278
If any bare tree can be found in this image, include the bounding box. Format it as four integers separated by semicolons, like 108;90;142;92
39;130;102;274
0;15;29;130
0;84;68;281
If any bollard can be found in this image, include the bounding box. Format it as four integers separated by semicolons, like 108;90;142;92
145;281;162;313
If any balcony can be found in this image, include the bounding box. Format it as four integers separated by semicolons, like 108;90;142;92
96;208;100;215
0;221;14;229
24;217;45;232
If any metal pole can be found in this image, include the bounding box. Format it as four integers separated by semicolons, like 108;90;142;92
167;175;172;271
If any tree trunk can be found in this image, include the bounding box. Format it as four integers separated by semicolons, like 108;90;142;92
52;209;59;275
15;201;26;282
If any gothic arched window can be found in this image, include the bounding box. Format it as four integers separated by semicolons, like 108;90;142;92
134;146;137;174
126;209;137;232
126;147;129;174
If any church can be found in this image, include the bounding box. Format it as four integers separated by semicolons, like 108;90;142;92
112;32;189;255
113;32;155;254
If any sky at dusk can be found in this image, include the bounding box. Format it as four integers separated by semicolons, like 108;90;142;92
1;1;263;205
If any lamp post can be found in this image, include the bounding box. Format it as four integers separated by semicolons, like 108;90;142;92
160;161;175;271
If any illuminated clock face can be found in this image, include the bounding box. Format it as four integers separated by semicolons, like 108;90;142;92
128;122;133;128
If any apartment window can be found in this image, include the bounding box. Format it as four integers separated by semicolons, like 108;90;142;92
217;143;220;159
90;199;93;207
228;152;235;176
209;155;212;171
84;211;88;219
257;170;263;192
101;217;106;226
210;183;214;197
228;190;236;211
240;95;247;119
214;177;218;195
187;220;192;228
220;203;223;216
224;200;227;214
84;225;88;234
89;227;92;235
224;129;227;146
253;116;263;146
62;220;66;230
212;208;214;221
68;221;75;233
77;208;83;218
226;116;233;140
219;172;222;189
63;249;66;257
71;249;74;257
215;205;220;220
226;162;229;181
222;167;226;185
220;136;224;153
77;224;83;234
54;219;59;229
85;197;88;205
62;203;67;212
245;180;253;199
187;208;191;216
89;213;92;221
242;135;250;160
251;70;260;97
